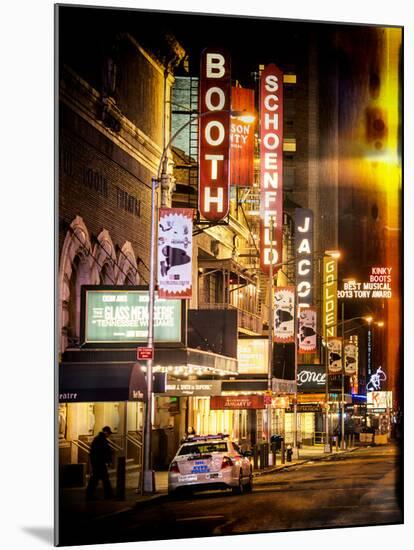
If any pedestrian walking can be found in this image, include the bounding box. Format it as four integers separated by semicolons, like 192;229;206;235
86;426;114;500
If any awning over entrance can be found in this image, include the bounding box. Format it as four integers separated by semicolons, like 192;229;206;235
59;362;147;403
62;347;238;376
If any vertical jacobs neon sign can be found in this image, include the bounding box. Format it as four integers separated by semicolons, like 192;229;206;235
199;49;231;221
259;64;283;273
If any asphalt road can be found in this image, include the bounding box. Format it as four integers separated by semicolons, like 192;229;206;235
60;444;403;546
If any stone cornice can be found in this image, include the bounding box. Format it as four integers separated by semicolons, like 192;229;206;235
60;65;164;178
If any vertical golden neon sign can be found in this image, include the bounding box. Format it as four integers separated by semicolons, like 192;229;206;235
323;257;338;338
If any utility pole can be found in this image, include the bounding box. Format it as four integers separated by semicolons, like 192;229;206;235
292;285;299;458
341;301;345;449
141;176;158;494
267;217;274;463
324;334;330;453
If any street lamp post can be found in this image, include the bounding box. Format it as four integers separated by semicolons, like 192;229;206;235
141;107;255;494
341;301;345;449
367;317;373;380
324;335;331;452
266;218;274;462
275;249;340;456
142;176;158;494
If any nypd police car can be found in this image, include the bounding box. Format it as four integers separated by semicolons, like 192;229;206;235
168;434;253;496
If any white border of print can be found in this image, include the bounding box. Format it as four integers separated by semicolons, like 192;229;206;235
2;1;411;550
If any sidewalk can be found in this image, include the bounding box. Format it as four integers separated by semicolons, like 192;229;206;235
252;444;358;477
59;444;358;526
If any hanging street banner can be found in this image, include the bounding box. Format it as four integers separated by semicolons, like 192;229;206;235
158;208;194;299
344;340;358;375
348;335;359;393
230;87;255;186
295;208;314;310
327;337;343;374
259;63;283;274
81;287;184;345
323;256;338;338
199;48;231;221
298;306;317;353
274;286;295;343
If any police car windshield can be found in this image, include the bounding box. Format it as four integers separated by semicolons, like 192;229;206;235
178;442;228;455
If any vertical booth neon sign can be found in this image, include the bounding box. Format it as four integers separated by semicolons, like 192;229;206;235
260;64;283;273
199;49;231;221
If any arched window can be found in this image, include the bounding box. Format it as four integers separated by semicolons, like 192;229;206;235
92;230;117;285
116;241;140;285
67;253;90;343
59;216;93;352
100;262;115;285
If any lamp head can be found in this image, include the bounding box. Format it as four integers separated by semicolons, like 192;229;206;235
325;250;341;259
231;110;255;123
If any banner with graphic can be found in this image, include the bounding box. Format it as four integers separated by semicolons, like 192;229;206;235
274;287;295;343
327;337;342;374
158;208;194;299
344;340;358;375
230;87;255;186
298;306;317;353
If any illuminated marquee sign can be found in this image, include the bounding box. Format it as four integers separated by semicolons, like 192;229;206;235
323;257;338;338
367;390;392;409
199;48;231;221
210;395;265;410
295;208;314;309
237;338;268;374
337;267;393;299
259;64;283;273
297;365;326;392
81;286;184;345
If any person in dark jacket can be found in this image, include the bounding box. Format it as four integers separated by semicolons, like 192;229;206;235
86;426;114;500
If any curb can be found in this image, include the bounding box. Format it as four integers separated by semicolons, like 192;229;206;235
253;447;359;477
91;492;169;522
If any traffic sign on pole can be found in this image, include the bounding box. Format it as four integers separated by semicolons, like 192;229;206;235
137;347;154;360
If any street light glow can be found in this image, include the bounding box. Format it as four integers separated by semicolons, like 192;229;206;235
325;250;341;259
365;316;373;323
